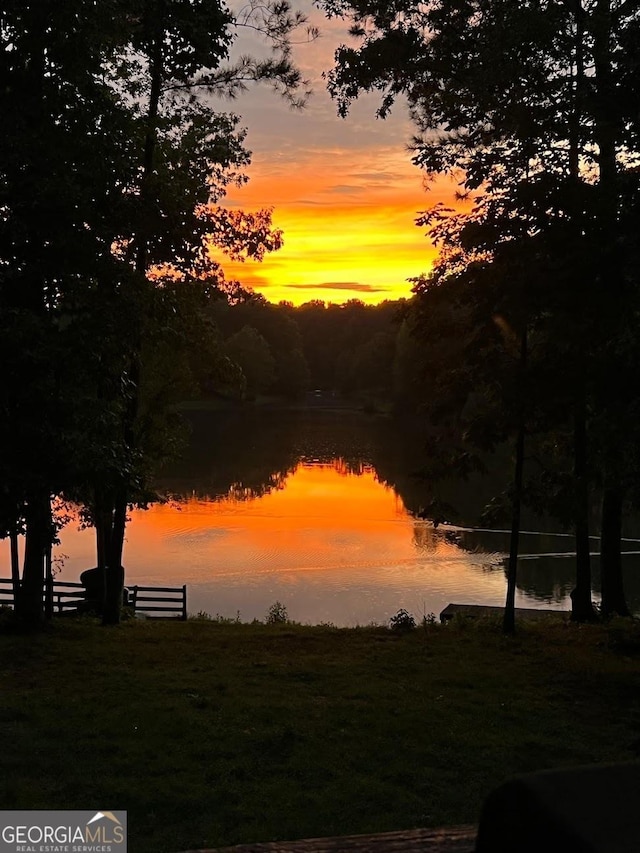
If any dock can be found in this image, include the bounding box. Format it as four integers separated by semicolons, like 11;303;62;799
439;603;569;623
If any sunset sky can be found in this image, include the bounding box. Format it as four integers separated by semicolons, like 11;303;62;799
219;1;459;305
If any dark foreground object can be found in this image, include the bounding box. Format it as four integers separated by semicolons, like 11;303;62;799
475;763;640;853
180;763;640;853
439;603;569;623
179;826;476;853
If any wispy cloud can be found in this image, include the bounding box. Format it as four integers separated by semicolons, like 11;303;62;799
352;171;408;183
327;184;367;195
287;282;386;293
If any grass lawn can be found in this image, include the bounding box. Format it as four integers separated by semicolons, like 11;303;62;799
1;616;639;852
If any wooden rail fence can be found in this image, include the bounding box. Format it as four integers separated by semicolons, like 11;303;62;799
0;578;187;620
129;584;188;620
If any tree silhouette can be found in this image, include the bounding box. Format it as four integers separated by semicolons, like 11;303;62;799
0;0;314;625
322;0;640;623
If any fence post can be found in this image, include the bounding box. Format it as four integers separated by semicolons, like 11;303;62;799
182;585;187;621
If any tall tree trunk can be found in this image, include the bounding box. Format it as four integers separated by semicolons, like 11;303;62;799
16;492;51;626
566;7;596;622
103;491;127;625
100;2;166;626
503;327;527;635
13;11;53;628
592;0;627;617
571;392;596;621
93;486;113;614
600;484;629;617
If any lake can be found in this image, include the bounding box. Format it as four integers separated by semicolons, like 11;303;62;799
6;408;640;624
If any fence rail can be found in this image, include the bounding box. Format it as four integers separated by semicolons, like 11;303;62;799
0;578;187;620
130;585;188;620
0;578;14;607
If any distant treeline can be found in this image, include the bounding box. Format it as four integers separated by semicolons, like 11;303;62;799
201;296;412;406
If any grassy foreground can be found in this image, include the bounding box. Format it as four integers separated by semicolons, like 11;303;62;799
1;616;640;852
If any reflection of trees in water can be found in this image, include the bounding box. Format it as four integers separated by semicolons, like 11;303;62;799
411;522;441;553
370;417;512;526
226;475;289;501
511;555;576;604
333;458;373;477
449;523;640;611
292;413;381;470
158;408;300;501
158;408;386;502
447;527;588;604
158;408;634;608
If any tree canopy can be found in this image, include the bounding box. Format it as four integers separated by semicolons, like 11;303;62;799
0;0;314;625
321;0;640;623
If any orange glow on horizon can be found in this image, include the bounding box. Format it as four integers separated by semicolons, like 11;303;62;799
219;149;463;306
208;2;475;307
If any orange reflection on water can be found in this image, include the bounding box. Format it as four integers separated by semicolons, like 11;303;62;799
38;460;509;624
114;462;491;585
152;462;406;525
130;462;416;579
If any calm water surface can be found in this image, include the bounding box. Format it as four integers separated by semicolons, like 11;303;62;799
52;462;514;625
11;409;640;625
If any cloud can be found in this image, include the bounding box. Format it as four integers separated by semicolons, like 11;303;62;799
223;269;273;290
327;184;367;195
287;281;386;293
352;171;408;183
